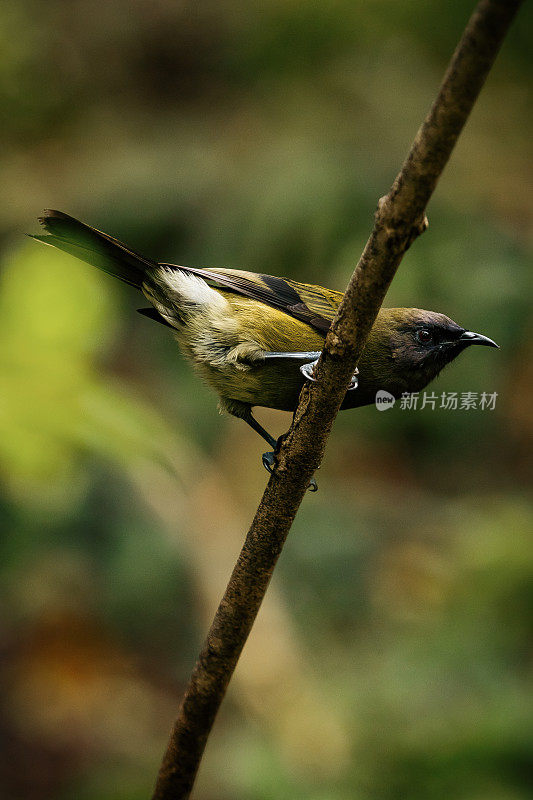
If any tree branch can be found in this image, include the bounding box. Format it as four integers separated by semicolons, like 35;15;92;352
151;2;522;797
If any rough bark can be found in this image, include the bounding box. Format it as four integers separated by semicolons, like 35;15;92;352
152;2;523;797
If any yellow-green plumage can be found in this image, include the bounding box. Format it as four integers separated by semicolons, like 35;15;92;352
201;295;326;413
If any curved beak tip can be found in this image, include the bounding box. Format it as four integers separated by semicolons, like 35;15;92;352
460;331;499;349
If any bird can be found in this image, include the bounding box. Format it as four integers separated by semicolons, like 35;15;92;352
31;210;498;484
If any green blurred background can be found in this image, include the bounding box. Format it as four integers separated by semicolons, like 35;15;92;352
1;1;532;798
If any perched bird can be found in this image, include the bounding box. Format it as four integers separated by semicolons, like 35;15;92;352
32;210;498;475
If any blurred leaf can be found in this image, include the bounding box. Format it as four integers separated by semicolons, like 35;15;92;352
0;242;188;502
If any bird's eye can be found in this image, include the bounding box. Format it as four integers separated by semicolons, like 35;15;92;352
416;329;433;345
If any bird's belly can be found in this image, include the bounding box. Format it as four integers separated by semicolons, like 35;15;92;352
200;359;306;412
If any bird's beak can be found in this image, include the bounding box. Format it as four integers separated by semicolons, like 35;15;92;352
459;330;499;348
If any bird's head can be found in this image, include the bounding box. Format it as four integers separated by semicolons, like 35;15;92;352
350;307;498;406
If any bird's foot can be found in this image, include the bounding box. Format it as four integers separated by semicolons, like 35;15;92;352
261;450;318;492
347;367;359;390
261;450;277;473
299;359;319;382
300;359;359;390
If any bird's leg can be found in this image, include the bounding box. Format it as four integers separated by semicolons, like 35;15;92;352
242;410;317;492
262;350;331;385
243;413;283;478
242;412;278;450
264;350;351;386
263;351;322;362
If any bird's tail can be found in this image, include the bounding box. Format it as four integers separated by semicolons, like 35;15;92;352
30;210;158;289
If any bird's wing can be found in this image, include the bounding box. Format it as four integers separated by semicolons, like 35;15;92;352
160;264;342;334
33;211;341;334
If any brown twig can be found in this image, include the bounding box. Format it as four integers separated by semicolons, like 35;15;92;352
151;2;522;797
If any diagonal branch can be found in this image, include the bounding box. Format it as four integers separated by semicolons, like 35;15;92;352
151;1;523;797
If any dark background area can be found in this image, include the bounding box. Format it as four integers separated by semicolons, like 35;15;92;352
1;1;532;798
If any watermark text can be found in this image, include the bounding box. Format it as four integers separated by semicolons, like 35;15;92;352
375;391;498;411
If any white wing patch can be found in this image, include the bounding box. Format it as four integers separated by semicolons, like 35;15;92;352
154;267;229;310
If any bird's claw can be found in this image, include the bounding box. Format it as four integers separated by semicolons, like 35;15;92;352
300;360;358;391
262;451;276;473
347;367;359;390
261;451;318;492
300;359;318;382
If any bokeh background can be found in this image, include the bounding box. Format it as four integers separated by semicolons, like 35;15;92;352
1;1;532;798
